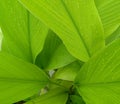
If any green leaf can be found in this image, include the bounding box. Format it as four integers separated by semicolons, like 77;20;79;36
29;15;48;63
25;87;68;104
0;0;48;63
96;0;120;37
75;38;120;104
106;26;120;44
0;52;49;104
36;30;75;70
0;28;3;50
19;0;105;62
54;61;83;81
95;0;106;7
70;95;85;104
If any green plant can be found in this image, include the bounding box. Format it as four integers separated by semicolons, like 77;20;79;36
0;0;120;104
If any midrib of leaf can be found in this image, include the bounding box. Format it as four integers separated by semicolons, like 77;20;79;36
27;11;33;63
76;50;120;87
76;81;120;87
0;77;48;83
61;1;91;57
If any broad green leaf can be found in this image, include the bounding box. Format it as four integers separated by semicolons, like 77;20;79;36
96;0;120;37
36;30;75;70
29;15;48;63
54;61;83;81
0;28;3;50
70;95;85;104
26;87;68;104
0;52;49;104
94;0;106;7
19;0;105;62
106;26;120;44
75;38;120;104
0;0;48;63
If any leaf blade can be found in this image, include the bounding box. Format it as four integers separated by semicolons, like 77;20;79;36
54;61;83;81
96;0;120;37
0;52;49;104
0;0;48;62
25;87;68;104
75;38;120;104
36;30;75;70
19;0;105;61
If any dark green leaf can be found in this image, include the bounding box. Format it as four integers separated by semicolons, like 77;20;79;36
70;95;85;104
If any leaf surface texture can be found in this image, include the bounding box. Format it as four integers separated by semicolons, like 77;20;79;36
19;0;105;61
0;52;49;104
75;39;120;104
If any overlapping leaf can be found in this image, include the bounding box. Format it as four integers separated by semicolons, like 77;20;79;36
0;52;49;104
19;0;105;62
36;30;75;70
54;61;83;81
70;95;85;104
106;26;120;44
25;87;68;104
19;0;120;47
75;38;120;104
0;0;48;62
96;0;120;37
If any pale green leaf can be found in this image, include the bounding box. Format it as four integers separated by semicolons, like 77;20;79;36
54;61;83;81
19;0;105;62
36;30;75;70
0;0;48;63
0;52;49;104
96;0;120;37
26;87;68;104
75;38;120;104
